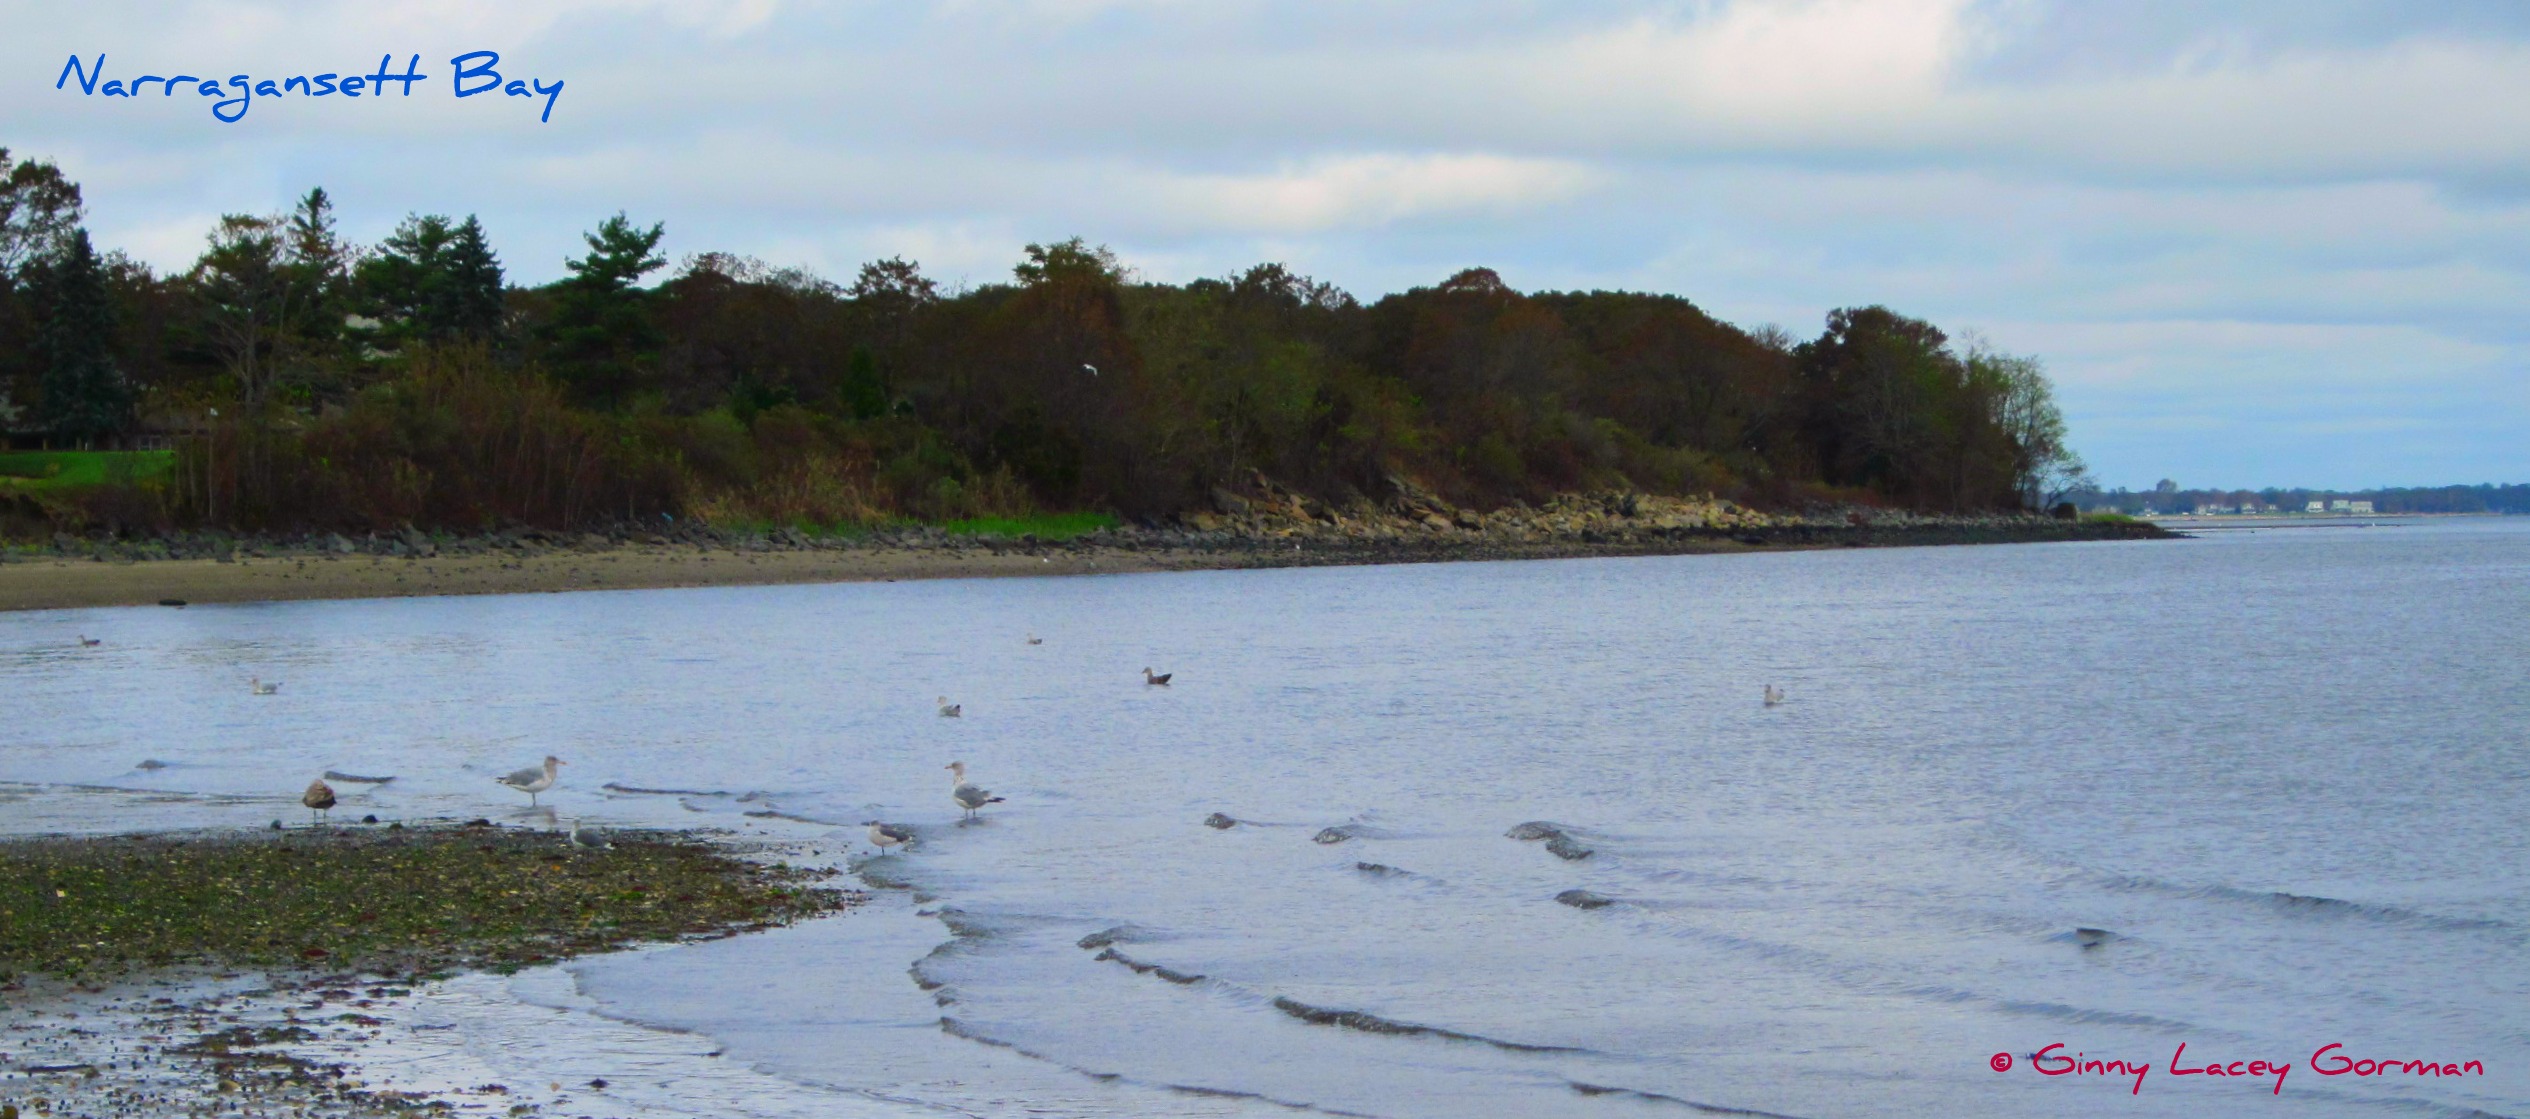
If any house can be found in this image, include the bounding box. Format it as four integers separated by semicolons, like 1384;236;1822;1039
2306;501;2326;513
2349;500;2375;514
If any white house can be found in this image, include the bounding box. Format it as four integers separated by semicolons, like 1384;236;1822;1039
2306;501;2326;513
2330;499;2354;512
2349;500;2375;514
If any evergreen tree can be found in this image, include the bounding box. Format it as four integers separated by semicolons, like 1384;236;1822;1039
33;230;130;446
358;212;504;348
542;212;665;406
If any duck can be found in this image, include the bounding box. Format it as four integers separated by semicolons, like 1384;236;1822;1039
301;778;337;825
1143;667;1172;686
937;696;962;718
251;676;281;695
945;761;1006;819
496;755;564;806
864;820;913;855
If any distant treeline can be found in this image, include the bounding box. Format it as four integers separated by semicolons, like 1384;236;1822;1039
2074;482;2530;515
1;149;2087;534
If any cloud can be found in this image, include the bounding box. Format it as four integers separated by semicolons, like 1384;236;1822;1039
1145;153;1601;234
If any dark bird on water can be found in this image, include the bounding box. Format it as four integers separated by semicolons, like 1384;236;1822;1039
945;761;1006;818
302;778;337;824
78;635;101;647
1143;667;1172;686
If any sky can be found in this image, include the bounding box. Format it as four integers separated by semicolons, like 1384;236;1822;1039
4;0;2525;491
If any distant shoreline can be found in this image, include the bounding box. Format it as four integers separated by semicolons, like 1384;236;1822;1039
0;503;2171;613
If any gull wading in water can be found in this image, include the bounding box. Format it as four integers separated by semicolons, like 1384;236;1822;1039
945;761;1006;819
864;820;913;855
497;755;564;806
937;696;962;718
301;778;336;824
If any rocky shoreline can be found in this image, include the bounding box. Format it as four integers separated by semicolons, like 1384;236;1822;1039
0;492;2171;612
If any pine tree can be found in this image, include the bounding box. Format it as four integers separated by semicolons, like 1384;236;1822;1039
33;230;129;446
443;215;506;340
541;212;665;406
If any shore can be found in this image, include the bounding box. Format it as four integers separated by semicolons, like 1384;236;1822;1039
0;493;2171;612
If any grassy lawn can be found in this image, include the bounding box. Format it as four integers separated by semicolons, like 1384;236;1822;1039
0;449;176;491
937;512;1120;540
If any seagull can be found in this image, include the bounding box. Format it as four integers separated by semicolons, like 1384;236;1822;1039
78;635;101;647
1762;684;1785;707
1026;634;1044;645
566;817;612;849
301;778;337;825
251;676;280;695
945;761;1005;819
864;820;913;855
1143;667;1172;686
937;696;962;718
497;755;564;806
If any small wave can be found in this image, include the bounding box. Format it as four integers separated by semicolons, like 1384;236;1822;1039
2099;875;2517;935
1569;1081;1814;1118
1092;947;1206;985
1269;997;1584;1054
320;770;395;784
601;783;733;797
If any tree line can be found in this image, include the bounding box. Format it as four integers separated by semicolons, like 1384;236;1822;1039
2076;481;2530;516
2;148;2091;534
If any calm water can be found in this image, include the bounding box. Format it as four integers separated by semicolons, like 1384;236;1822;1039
4;520;2525;1118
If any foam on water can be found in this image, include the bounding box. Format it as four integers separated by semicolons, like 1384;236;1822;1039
5;519;2525;1118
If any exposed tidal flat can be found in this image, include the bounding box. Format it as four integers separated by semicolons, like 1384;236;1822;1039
0;491;2167;612
2;517;2521;1119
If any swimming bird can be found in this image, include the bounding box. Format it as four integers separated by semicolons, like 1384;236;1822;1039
937;696;962;718
1144;667;1172;686
301;778;336;825
78;635;101;647
945;761;1005;819
864;820;913;855
251;676;280;695
1762;684;1784;707
497;755;564;806
1026;634;1043;645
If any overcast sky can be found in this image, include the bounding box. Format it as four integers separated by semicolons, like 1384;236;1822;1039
6;0;2525;490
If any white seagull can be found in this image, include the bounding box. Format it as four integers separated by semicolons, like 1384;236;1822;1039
1763;684;1785;707
945;761;1006;819
251;676;280;695
937;696;963;718
497;755;565;806
864;820;913;855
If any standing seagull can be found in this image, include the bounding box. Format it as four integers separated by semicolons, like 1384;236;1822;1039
251;676;281;695
1143;667;1172;686
301;778;337;825
497;755;565;806
864;820;913;855
945;761;1005;819
937;696;963;718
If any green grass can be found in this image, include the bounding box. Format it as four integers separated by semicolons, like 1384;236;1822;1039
0;827;847;980
2081;511;2140;525
0;449;175;491
937;512;1120;540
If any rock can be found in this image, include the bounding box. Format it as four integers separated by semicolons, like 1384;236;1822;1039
327;533;356;554
1311;826;1355;845
1453;508;1483;530
1545;835;1595;861
1505;821;1568;842
1202;812;1238;829
1555;889;1615;910
1210;487;1250;515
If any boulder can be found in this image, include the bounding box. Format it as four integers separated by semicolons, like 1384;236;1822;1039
1555;889;1615;910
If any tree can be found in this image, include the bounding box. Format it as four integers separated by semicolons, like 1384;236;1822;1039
357;212;505;348
31;230;130;445
282;188;354;375
191;213;309;408
541;212;665;406
0;149;83;281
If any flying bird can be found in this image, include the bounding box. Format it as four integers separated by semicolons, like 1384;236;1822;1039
864;820;913;855
945;761;1005;819
1143;667;1172;686
497;755;564;806
301;778;337;825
